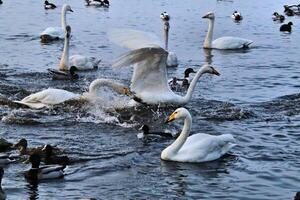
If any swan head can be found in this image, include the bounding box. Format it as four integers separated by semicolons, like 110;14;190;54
202;12;215;20
166;107;189;123
64;4;73;12
160;12;170;22
184;68;196;78
202;64;220;76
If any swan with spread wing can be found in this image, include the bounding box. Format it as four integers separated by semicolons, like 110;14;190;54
108;29;220;106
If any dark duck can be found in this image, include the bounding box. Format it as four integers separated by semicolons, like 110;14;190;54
44;0;56;9
42;144;69;166
48;66;79;80
280;22;293;32
25;153;65;183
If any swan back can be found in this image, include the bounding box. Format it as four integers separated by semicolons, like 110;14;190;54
212;36;253;49
14;88;80;109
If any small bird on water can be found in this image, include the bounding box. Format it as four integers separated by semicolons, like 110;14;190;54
280;22;293;32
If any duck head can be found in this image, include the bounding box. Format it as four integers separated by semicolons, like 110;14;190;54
29;153;41;169
184;68;196;78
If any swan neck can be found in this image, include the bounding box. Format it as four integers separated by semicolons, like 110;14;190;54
163;22;169;50
89;79;126;94
204;18;214;48
182;67;206;103
59;34;70;71
61;6;67;31
166;113;191;154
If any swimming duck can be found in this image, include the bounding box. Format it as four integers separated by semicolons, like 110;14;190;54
25;153;65;182
273;12;285;22
0;0;3;5
48;66;79;80
231;11;243;21
13;139;56;156
42;144;69;166
138;125;178;139
284;5;294;16
86;0;109;7
168;68;196;91
44;0;56;9
0;138;13;152
0;168;6;200
280;22;293;32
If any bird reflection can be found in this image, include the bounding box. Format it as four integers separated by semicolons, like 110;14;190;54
26;182;39;200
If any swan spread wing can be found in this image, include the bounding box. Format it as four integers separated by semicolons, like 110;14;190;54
109;29;181;104
176;133;235;162
212;36;253;49
113;47;178;103
41;27;64;38
108;28;163;50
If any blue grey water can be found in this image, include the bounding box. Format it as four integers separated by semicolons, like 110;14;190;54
0;0;300;199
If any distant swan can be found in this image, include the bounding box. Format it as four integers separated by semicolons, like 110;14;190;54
40;4;73;43
14;79;133;109
65;25;101;71
160;12;178;67
108;29;220;106
162;107;236;162
202;12;253;49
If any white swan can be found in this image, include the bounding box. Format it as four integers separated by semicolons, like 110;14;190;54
202;12;253;49
160;12;178;67
108;29;220;106
14;79;132;109
40;4;73;43
58;25;101;71
162;107;236;162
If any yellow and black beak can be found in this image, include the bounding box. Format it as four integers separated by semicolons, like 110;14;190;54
123;88;133;96
165;112;176;124
212;67;220;76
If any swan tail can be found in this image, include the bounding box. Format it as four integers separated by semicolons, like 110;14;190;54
93;58;101;69
112;47;167;68
243;41;253;48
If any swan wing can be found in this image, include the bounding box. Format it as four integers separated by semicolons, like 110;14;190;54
108;28;163;50
212;36;253;49
40;27;64;38
14;88;80;108
113;47;178;103
176;133;236;162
